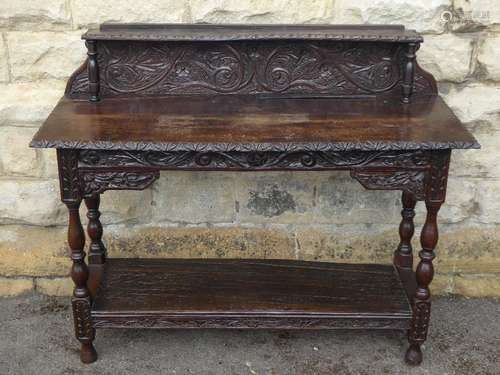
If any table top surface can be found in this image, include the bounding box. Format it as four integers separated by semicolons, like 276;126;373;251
30;95;479;152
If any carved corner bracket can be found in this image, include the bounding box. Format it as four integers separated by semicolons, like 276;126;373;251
351;169;427;200
78;169;160;198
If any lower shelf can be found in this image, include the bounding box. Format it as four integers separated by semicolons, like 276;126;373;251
90;258;413;330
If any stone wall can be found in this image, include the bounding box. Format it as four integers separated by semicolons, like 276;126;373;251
0;0;499;297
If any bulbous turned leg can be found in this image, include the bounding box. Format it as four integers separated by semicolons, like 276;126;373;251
66;201;98;364
405;200;441;366
394;191;417;269
85;194;106;265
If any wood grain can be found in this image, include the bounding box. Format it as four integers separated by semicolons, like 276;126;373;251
91;258;412;330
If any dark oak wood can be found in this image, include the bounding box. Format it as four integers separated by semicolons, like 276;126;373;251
84;23;423;42
30;23;479;365
394;191;417;269
30;96;478;152
91;259;412;329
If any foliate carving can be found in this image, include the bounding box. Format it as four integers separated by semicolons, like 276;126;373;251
408;302;431;343
92;316;409;330
351;170;426;200
57;149;80;202
79;170;160;197
73;298;94;341
78;150;431;170
66;40;436;99
32;139;480;152
426;150;450;203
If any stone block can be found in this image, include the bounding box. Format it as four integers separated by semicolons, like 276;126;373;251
433;226;500;273
0;179;65;225
0;277;33;296
0;36;9;82
333;0;451;34
71;0;190;28
418;34;473;82
105;225;295;259
152;172;236;224
449;129;500;178
0;225;69;277
0;0;70;30
434;177;477;224
314;172;401;225
190;0;334;23
7;31;86;81
234;172;315;224
453;274;500;298
477;36;500;81
295;226;398;263
99;189;153;225
453;0;500;31
0;80;65;125
474;180;500;224
35;277;72;296
0;126;39;176
442;83;500;123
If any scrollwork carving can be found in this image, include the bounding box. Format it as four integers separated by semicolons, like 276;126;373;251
92;316;409;330
79;149;431;170
79;170;160;197
351;169;426;200
66;40;436;99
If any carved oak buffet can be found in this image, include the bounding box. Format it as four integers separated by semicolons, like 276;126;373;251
30;24;479;365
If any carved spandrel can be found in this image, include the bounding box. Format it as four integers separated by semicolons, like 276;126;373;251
67;40;437;99
351;169;427;200
79;170;160;197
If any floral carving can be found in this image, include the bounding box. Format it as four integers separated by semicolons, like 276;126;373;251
92;316;409;330
351;170;426;200
79;170;160;197
67;40;437;99
57;149;80;202
78;149;431;170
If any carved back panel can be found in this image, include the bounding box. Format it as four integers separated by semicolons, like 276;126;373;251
66;26;437;101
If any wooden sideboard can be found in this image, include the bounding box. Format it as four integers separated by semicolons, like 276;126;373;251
30;23;479;365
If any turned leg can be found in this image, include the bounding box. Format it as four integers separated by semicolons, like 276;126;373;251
85;195;106;265
394;191;417;269
66;201;97;364
405;200;442;365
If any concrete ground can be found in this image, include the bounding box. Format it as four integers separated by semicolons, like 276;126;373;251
0;295;499;375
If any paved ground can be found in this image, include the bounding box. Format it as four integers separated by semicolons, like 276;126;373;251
0;294;499;375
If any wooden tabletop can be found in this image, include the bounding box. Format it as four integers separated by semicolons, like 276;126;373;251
30;95;478;152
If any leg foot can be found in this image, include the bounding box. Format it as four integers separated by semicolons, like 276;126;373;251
80;342;98;364
405;343;422;366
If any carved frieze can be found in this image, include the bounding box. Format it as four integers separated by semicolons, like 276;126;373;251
66;40;437;99
78;149;431;170
92;316;409;330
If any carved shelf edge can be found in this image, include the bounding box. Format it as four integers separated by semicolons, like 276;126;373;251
30;140;481;152
91;315;410;330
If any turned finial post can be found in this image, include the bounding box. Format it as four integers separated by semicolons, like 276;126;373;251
85;40;100;102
